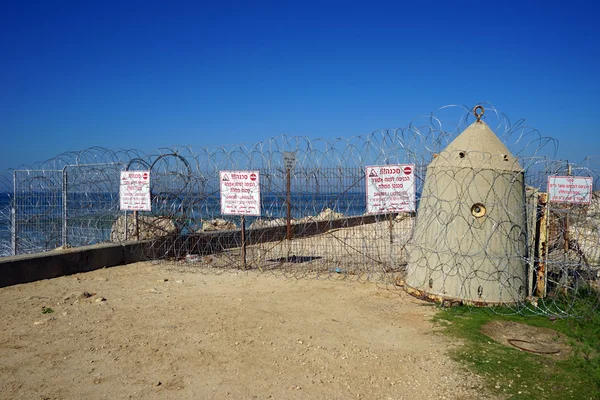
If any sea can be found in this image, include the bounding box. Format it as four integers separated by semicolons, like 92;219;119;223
0;191;372;257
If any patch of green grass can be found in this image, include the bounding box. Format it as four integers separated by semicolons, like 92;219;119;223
41;306;54;314
434;304;600;400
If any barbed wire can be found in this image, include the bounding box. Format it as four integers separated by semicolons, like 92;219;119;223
0;104;597;316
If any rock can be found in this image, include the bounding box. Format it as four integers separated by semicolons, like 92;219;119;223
568;223;600;265
249;218;288;229
110;215;176;242
64;291;93;301
587;191;600;218
526;296;539;308
95;297;107;303
185;254;200;263
27;295;49;301
395;212;412;221
525;184;539;195
34;316;54;325
299;208;345;223
316;208;344;220
201;218;237;231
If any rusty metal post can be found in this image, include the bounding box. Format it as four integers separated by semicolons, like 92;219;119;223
124;211;128;241
286;168;292;241
535;192;549;297
526;189;539;297
134;210;139;240
241;216;247;269
283;151;296;241
389;213;394;244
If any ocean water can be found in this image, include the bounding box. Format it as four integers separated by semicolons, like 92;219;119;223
0;191;370;256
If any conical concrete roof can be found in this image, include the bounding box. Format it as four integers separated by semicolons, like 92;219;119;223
430;120;523;172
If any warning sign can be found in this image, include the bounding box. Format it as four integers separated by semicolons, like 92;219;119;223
220;170;261;216
120;170;151;211
548;176;593;204
366;165;416;214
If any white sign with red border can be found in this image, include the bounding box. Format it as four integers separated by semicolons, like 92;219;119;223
548;175;593;204
366;164;416;214
220;170;261;216
120;170;151;211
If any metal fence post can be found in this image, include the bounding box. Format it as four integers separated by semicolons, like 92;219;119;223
534;192;549;297
62;166;68;248
286;168;292;240
526;187;539;297
564;162;571;255
283;151;296;241
11;171;17;256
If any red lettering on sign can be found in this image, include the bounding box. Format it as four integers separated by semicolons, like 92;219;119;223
379;168;400;175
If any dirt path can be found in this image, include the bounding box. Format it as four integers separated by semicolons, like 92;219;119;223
0;262;498;399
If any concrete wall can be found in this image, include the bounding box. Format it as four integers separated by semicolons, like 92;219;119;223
0;241;148;288
0;213;398;288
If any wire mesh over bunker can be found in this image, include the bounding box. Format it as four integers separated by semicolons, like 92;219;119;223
405;106;528;305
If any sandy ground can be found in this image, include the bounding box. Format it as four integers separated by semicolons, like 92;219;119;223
0;261;498;400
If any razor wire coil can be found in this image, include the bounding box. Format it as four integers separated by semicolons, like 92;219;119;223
0;103;598;316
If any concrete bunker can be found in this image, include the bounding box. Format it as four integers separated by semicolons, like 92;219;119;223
405;106;527;304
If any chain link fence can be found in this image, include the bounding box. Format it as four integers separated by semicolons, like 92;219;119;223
0;104;598;316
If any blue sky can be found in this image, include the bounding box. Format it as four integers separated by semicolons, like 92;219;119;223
1;0;598;172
